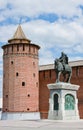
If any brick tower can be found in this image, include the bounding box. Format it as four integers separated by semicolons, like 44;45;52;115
2;25;40;120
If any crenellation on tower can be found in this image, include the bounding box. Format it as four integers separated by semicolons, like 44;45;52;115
2;43;40;56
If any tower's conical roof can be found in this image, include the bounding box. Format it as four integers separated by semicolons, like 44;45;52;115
13;25;27;39
8;25;31;44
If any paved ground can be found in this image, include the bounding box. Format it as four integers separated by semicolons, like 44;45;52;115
0;119;83;130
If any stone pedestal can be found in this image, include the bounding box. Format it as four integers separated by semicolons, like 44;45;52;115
47;82;80;120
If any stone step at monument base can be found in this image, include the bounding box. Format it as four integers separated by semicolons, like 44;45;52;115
48;110;80;120
1;112;40;120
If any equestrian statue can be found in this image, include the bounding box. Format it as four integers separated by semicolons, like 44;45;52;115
54;52;72;83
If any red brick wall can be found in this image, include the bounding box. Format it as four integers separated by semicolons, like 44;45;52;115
71;66;83;119
39;70;55;118
39;66;83;119
2;43;40;112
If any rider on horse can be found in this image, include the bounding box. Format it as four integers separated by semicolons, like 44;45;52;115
54;52;72;83
59;52;68;70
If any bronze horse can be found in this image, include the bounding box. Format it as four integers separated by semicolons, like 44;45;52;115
54;58;72;83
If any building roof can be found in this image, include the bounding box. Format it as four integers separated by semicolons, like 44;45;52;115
39;60;83;71
8;25;31;43
12;25;27;39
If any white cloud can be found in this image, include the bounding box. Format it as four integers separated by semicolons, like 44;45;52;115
0;0;7;9
23;20;83;48
69;56;83;62
73;44;83;53
0;24;17;42
0;0;83;22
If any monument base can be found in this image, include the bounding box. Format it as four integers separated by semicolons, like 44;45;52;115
1;112;40;120
47;82;80;120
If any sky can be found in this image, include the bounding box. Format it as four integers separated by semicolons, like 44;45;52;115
0;0;83;98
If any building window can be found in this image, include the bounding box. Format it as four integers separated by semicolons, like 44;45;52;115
33;73;35;77
22;82;25;86
17;45;19;51
6;95;8;98
27;108;30;111
27;94;30;97
11;61;13;64
5;108;8;111
36;82;38;87
23;44;25;51
16;72;19;76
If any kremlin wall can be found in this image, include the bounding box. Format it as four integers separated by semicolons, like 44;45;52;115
1;25;83;119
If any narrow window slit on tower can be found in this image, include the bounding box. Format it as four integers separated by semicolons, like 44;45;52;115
17;45;19;51
36;82;38;87
33;62;35;67
27;108;30;111
11;61;13;64
23;44;25;51
33;73;36;77
5;108;8;111
27;94;30;97
16;72;19;76
6;95;8;98
22;82;25;86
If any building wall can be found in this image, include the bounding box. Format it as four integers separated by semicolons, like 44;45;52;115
2;43;40;113
39;66;83;119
